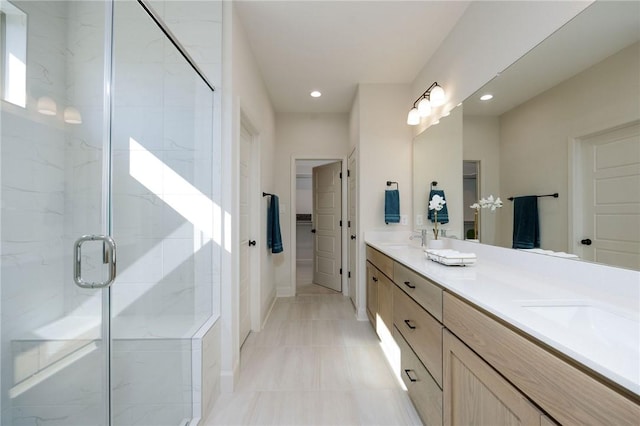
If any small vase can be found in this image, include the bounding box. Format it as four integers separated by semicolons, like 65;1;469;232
428;239;444;249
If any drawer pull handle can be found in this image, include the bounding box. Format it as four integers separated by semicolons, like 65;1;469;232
372;277;378;282
404;281;415;289
404;369;418;382
404;319;416;330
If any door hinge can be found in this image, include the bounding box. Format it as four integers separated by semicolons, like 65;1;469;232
339;172;342;179
340;268;342;275
339;220;342;227
348;271;351;278
348;220;351;227
347;169;350;177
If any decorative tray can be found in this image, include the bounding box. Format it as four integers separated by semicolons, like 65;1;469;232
424;249;476;266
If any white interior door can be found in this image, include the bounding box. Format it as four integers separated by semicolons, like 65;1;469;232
348;152;358;306
312;161;342;292
577;121;640;270
239;123;252;344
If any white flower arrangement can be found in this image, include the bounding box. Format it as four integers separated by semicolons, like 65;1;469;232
469;195;502;239
428;194;446;240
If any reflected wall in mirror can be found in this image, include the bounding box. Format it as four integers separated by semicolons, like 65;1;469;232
413;106;463;241
461;1;639;270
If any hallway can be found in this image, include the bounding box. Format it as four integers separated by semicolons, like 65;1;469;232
205;292;421;425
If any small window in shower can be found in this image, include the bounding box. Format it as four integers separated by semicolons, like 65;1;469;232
0;0;27;108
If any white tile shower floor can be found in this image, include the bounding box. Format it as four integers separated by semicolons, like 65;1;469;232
204;293;422;425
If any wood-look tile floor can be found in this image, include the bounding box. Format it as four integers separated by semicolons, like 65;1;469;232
205;293;422;425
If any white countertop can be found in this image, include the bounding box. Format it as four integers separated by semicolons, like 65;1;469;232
365;232;640;396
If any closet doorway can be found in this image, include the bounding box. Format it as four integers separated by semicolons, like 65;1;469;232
295;160;343;294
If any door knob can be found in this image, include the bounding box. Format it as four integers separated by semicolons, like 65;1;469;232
350;235;356;240
311;229;316;233
248;240;256;246
580;238;592;246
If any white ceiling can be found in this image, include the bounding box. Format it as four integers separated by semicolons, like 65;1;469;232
463;1;640;117
234;1;470;113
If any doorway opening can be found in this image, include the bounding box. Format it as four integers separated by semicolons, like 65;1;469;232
294;159;344;295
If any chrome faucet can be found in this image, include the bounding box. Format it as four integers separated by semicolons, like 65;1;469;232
410;229;428;247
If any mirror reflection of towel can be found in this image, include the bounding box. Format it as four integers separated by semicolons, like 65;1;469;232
385;190;400;224
512;196;540;249
427;189;449;223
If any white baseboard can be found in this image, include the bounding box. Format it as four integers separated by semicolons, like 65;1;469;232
356;307;368;321
220;367;237;393
276;287;294;297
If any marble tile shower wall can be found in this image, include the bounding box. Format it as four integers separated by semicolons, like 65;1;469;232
109;0;217;331
2;1;80;423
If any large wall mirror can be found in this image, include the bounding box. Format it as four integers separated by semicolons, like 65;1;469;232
415;1;640;270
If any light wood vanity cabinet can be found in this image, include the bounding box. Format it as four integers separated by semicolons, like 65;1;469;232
365;244;640;426
394;261;442;322
393;284;443;387
444;329;549;426
365;247;394;337
396;328;443;425
365;261;378;325
444;292;640;425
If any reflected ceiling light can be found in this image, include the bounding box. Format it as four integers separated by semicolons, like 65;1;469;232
480;94;493;101
63;107;82;124
37;96;57;116
310;90;321;98
407;82;446;125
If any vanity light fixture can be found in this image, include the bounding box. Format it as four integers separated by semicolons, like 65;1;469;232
310;90;322;98
480;94;493;101
407;82;446;125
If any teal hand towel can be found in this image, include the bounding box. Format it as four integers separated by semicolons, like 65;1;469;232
427;189;449;224
385;190;400;224
512;196;540;249
267;195;283;253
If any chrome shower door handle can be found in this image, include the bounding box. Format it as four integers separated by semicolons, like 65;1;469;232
74;235;117;289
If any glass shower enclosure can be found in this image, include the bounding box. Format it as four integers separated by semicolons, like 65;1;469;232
1;1;219;424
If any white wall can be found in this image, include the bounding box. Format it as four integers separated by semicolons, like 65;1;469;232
498;42;640;251
220;1;276;391
355;84;413;318
274;113;349;296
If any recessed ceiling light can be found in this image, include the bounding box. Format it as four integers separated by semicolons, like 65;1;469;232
310;90;322;98
480;94;493;101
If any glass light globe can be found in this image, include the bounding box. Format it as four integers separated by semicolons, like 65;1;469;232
417;97;431;117
429;84;446;106
407;107;420;125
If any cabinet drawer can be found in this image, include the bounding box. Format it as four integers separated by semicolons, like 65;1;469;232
394;284;443;387
394;261;442;322
395;327;443;426
366;245;393;278
444;292;640;426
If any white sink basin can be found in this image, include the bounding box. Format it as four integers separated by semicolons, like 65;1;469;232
521;300;639;351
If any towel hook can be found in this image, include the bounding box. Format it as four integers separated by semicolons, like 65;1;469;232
386;181;399;190
430;181;438;190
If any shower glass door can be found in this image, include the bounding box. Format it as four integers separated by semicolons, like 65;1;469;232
110;1;215;424
1;1;112;425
